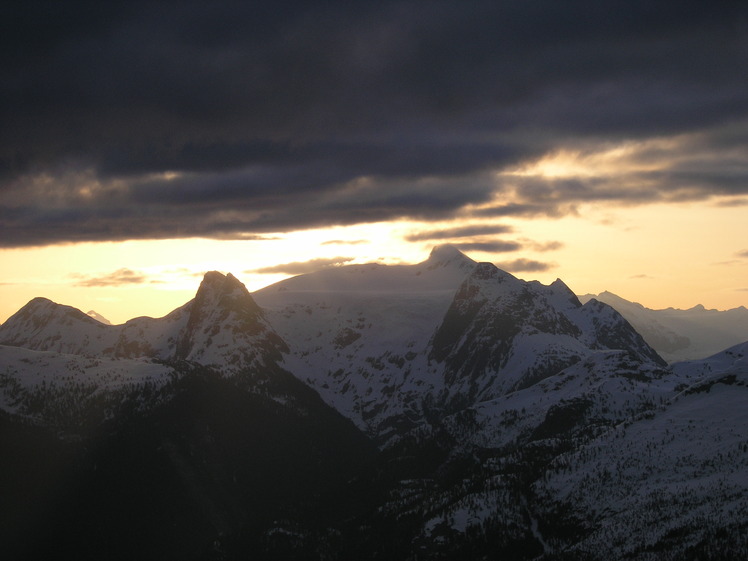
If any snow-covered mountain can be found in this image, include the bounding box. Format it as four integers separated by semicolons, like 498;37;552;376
0;245;746;560
579;290;748;362
529;342;748;559
363;336;748;560
255;245;666;444
0;271;306;429
0;271;287;370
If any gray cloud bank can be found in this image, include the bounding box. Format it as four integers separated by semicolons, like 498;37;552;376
2;1;748;247
249;256;355;275
73;268;151;287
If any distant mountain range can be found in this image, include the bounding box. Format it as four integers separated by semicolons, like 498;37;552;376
579;291;748;362
0;245;746;560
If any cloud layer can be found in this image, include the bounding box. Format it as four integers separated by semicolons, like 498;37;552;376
248;256;355;275
2;1;748;246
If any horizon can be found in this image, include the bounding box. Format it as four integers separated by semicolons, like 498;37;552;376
2;2;748;324
2;241;746;326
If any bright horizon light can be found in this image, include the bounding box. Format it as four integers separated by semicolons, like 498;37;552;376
1;197;747;326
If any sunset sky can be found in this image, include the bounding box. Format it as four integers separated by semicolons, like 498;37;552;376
2;1;748;325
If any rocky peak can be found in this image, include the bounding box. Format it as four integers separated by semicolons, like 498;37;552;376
175;271;287;367
547;278;583;309
192;271;261;319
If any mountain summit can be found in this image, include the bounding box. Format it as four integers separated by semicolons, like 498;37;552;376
175;271;287;368
425;243;477;269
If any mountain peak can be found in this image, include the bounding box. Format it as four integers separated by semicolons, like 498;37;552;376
194;271;249;303
176;271;288;366
199;270;239;288
426;244;476;269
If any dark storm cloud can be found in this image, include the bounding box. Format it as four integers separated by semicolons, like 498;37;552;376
2;0;748;246
404;224;513;242
249;257;355;275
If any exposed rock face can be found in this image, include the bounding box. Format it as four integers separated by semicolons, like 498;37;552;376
174;272;288;370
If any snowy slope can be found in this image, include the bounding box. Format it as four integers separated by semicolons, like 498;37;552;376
0;297;121;355
671;340;748;381
375;343;748;559
579;291;748;362
253;245;478;439
531;346;748;559
0;344;177;427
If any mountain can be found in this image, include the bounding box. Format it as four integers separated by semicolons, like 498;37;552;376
579;291;748;362
0;272;375;560
255;246;666;445
530;342;748;559
0;271;287;370
0;354;375;560
0;246;746;560
253;244;480;441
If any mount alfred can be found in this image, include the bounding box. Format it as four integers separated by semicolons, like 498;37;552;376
0;245;746;560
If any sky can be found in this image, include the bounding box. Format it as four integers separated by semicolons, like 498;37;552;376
2;1;748;325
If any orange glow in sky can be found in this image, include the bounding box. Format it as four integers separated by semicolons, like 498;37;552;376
1;197;747;325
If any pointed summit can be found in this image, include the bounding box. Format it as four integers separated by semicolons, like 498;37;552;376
176;272;287;367
192;271;258;316
426;244;476;270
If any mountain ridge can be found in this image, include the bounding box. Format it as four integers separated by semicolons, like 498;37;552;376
0;246;745;560
580;290;748;362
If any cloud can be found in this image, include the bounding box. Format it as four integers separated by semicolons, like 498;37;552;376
404;224;513;242
630;274;654;280
248;256;355;275
526;240;564;252
456;241;522;253
73;268;151;287
736;250;748;259
1;2;748;246
496;258;554;273
322;239;369;246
